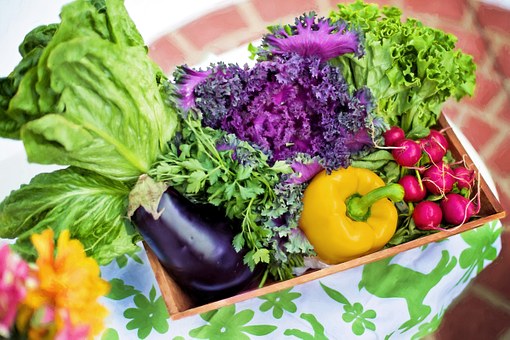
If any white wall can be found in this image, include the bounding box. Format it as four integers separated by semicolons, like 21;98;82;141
0;0;243;76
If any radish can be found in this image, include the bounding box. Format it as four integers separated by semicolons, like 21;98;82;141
440;193;478;225
398;174;427;202
422;162;455;196
453;166;475;190
426;129;448;150
420;129;448;163
392;139;422;167
413;201;443;230
383;126;405;147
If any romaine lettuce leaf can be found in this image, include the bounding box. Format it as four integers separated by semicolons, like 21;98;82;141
0;0;179;263
4;0;178;181
0;24;58;139
20;37;175;181
0;167;140;265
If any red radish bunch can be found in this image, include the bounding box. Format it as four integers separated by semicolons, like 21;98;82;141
440;193;478;225
383;126;406;147
398;175;427;202
385;128;449;168
413;201;443;230
383;126;479;230
422;162;455;195
420;129;449;163
392;139;422;167
453;166;475;190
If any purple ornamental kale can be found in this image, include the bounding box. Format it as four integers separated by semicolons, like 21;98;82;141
174;66;211;110
260;12;363;62
174;13;373;173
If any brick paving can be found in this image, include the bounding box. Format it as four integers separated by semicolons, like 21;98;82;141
147;0;510;338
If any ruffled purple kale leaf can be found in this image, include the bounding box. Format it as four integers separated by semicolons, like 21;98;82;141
176;54;373;172
258;12;363;62
173;13;373;173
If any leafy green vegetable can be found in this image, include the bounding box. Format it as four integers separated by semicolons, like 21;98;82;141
0;0;178;263
351;149;400;183
149;116;313;281
0;24;58;139
330;1;476;133
386;201;435;246
3;0;177;182
0;167;140;264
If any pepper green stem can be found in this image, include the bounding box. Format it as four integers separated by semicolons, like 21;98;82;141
346;183;405;222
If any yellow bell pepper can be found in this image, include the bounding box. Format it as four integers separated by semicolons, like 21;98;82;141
299;166;404;264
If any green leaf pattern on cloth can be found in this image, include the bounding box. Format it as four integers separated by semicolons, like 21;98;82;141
258;288;301;319
115;253;143;269
321;282;377;336
106;278;140;301
359;249;457;333
457;220;503;284
95;221;502;339
123;286;170;339
410;310;446;340
100;328;120;340
284;313;328;339
189;305;277;339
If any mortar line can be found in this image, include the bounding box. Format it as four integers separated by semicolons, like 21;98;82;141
466;0;510;99
168;31;201;59
237;1;265;30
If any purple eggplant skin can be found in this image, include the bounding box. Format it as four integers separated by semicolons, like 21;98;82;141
132;187;263;305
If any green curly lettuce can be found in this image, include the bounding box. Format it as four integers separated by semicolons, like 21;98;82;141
330;1;476;136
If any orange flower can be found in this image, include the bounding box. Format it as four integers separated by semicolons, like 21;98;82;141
21;229;109;339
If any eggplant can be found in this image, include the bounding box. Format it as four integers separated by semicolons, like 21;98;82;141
132;187;262;304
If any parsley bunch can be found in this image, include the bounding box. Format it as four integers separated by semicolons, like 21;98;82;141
149;115;314;281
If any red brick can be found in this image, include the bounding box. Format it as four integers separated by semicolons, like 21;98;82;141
488;135;510;173
498;193;510;227
209;29;266;56
461;115;499;152
476;3;510;34
497;95;510;123
499;191;510;227
148;35;186;74
475;227;510;298
435;292;510;339
442;101;462;124
178;6;248;49
464;71;501;109
403;0;467;20
252;0;319;23
496;44;510;80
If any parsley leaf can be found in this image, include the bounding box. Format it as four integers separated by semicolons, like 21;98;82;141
150;116;312;281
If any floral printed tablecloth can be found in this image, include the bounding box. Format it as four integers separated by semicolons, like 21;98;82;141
98;219;502;340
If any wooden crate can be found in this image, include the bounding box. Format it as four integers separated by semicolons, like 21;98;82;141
145;114;506;320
